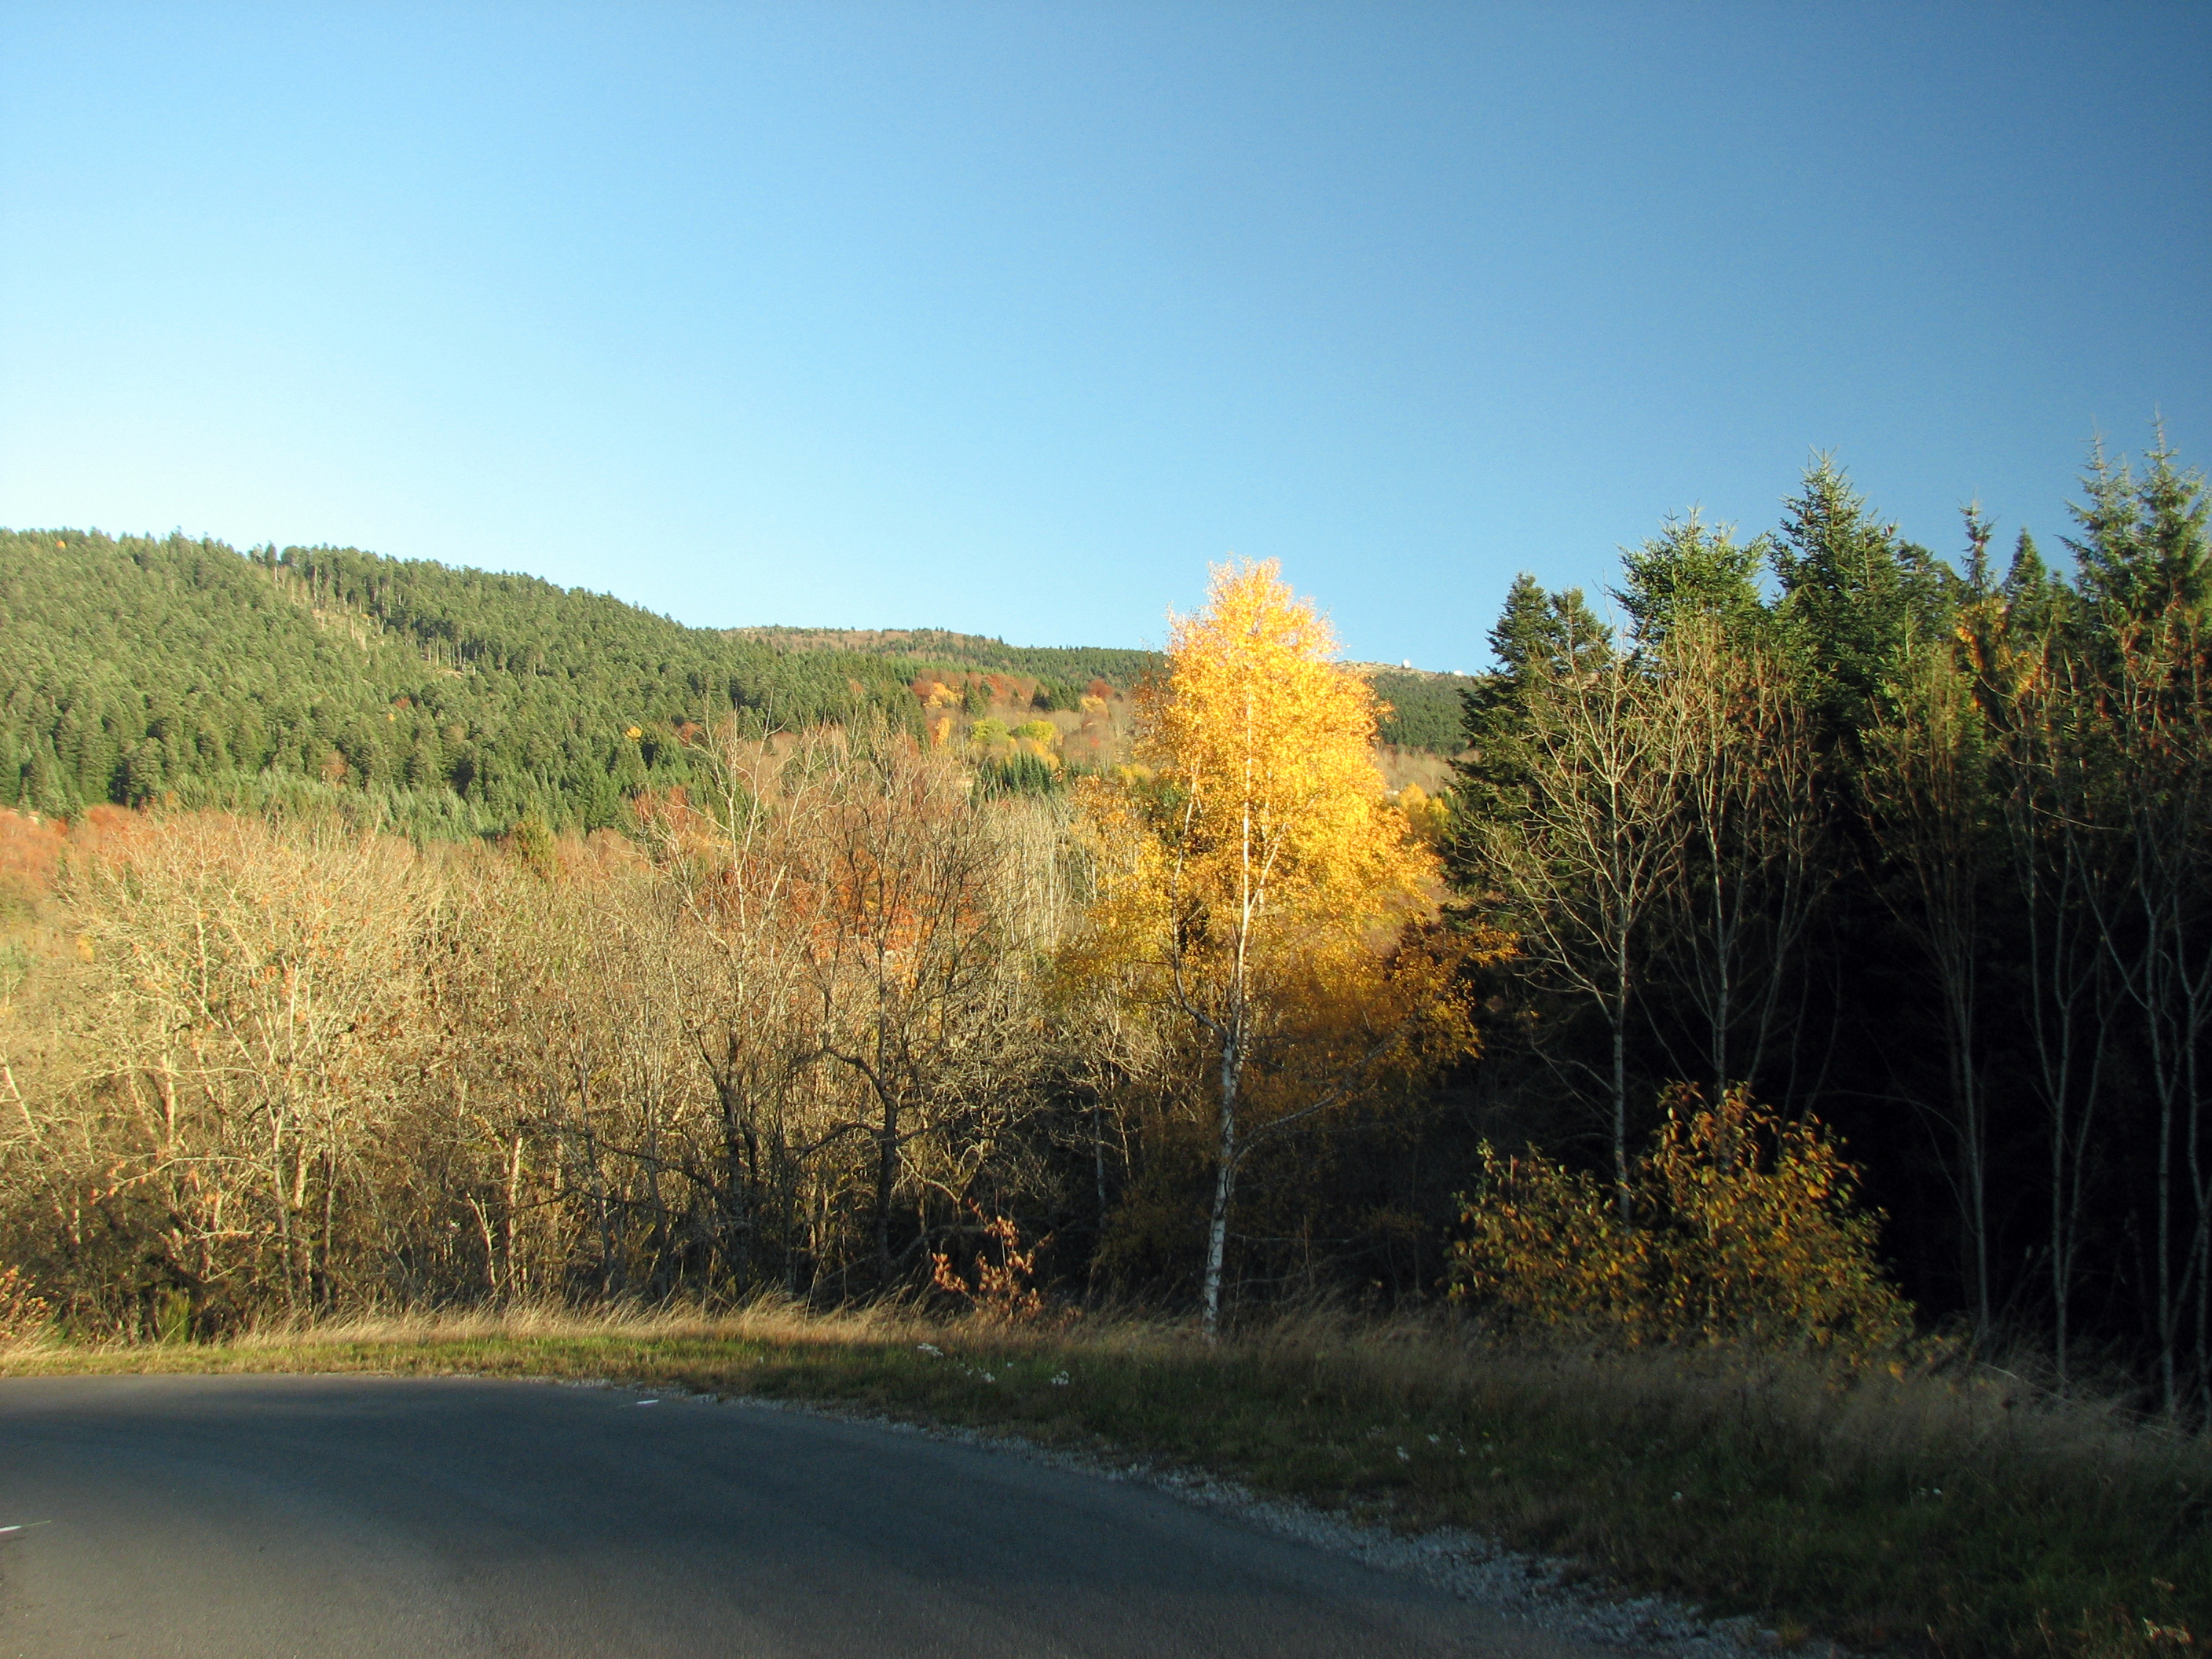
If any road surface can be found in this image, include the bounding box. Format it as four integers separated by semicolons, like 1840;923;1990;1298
0;1374;1621;1657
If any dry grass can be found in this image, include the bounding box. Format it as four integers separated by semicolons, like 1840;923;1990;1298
5;1304;2205;1659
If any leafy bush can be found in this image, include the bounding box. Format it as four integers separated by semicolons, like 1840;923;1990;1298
930;1208;1052;1321
1451;1085;1910;1358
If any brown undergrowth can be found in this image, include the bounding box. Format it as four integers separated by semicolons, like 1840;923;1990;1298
3;1305;2204;1659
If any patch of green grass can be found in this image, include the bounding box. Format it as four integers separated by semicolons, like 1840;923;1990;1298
5;1308;2204;1659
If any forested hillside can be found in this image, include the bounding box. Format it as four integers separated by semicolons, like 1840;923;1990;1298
725;624;1161;690
3;436;2204;1435
0;531;1064;833
0;531;1470;837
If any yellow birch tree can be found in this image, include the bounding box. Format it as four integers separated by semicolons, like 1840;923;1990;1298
1075;559;1483;1334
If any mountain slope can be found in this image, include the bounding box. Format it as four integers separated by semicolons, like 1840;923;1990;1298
0;529;1470;833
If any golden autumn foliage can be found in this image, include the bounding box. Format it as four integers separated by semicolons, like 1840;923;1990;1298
1138;560;1422;930
1395;782;1449;847
1075;558;1449;1017
1075;558;1490;1329
1451;1084;1910;1359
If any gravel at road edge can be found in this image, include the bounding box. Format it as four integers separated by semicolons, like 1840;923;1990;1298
579;1376;1846;1659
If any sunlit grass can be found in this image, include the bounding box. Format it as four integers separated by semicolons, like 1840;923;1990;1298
5;1305;2204;1659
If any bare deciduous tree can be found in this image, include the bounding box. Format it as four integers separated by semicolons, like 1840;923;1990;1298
1469;624;1687;1218
1650;617;1826;1101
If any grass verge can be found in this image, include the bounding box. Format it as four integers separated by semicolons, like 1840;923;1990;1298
4;1306;2204;1659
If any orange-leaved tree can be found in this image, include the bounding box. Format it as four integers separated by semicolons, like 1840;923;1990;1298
1075;559;1485;1334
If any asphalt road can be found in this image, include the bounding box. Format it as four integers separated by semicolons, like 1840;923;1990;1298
0;1374;1614;1658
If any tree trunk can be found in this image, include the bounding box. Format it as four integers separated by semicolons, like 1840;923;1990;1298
874;1093;901;1291
712;1047;755;1292
503;1131;524;1302
1613;934;1631;1223
1201;1032;1241;1339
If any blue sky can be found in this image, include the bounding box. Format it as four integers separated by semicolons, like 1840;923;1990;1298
3;3;2205;668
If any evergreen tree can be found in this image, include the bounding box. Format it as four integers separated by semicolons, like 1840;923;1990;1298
2068;431;2210;628
1448;575;1611;840
1613;512;1768;647
1770;458;1951;748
